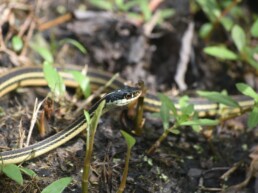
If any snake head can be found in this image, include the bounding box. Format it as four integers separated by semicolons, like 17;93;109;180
105;86;142;107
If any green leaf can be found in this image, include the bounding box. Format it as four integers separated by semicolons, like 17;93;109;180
177;96;195;121
90;100;106;133
199;23;213;38
221;17;233;31
30;33;53;63
20;167;37;177
2;164;23;185
41;177;72;193
197;91;239;107
181;119;219;126
43;61;66;97
192;125;202;133
204;46;238;60
243;46;258;69
231;25;246;52
159;9;175;19
247;106;258;129
139;0;152;21
89;0;113;10
12;35;23;52
115;0;124;9
247;58;258;70
251;19;258;38
179;96;190;108
121;130;136;149
84;111;91;126
59;38;87;54
30;45;53;63
158;93;177;130
122;1;139;11
160;102;169;130
196;0;220;22
115;0;128;11
236;83;258;101
85;100;105;152
70;70;91;98
180;104;195;116
246;57;258;70
170;128;180;135
158;8;175;24
158;93;177;116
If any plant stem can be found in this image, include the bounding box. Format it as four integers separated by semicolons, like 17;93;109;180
147;124;177;155
117;147;131;193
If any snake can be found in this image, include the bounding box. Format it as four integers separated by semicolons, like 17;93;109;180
0;66;254;164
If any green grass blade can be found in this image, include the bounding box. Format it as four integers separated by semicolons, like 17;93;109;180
59;38;87;54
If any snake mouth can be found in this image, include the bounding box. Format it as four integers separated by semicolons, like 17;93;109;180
105;86;142;107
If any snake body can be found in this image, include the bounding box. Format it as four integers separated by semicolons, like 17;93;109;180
0;66;254;164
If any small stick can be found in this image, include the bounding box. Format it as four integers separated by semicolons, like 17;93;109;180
38;13;73;31
26;98;45;147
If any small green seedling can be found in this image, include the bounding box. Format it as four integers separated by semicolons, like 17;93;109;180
117;130;136;193
12;35;23;52
196;0;258;69
59;38;87;54
1;164;37;186
41;177;72;193
148;94;218;154
30;46;53;64
43;61;66;98
82;100;106;193
88;0;174;24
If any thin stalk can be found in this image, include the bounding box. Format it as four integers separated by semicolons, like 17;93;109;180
117;147;131;193
147;124;177;155
82;101;105;193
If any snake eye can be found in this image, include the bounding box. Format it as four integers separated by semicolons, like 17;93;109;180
125;94;132;99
